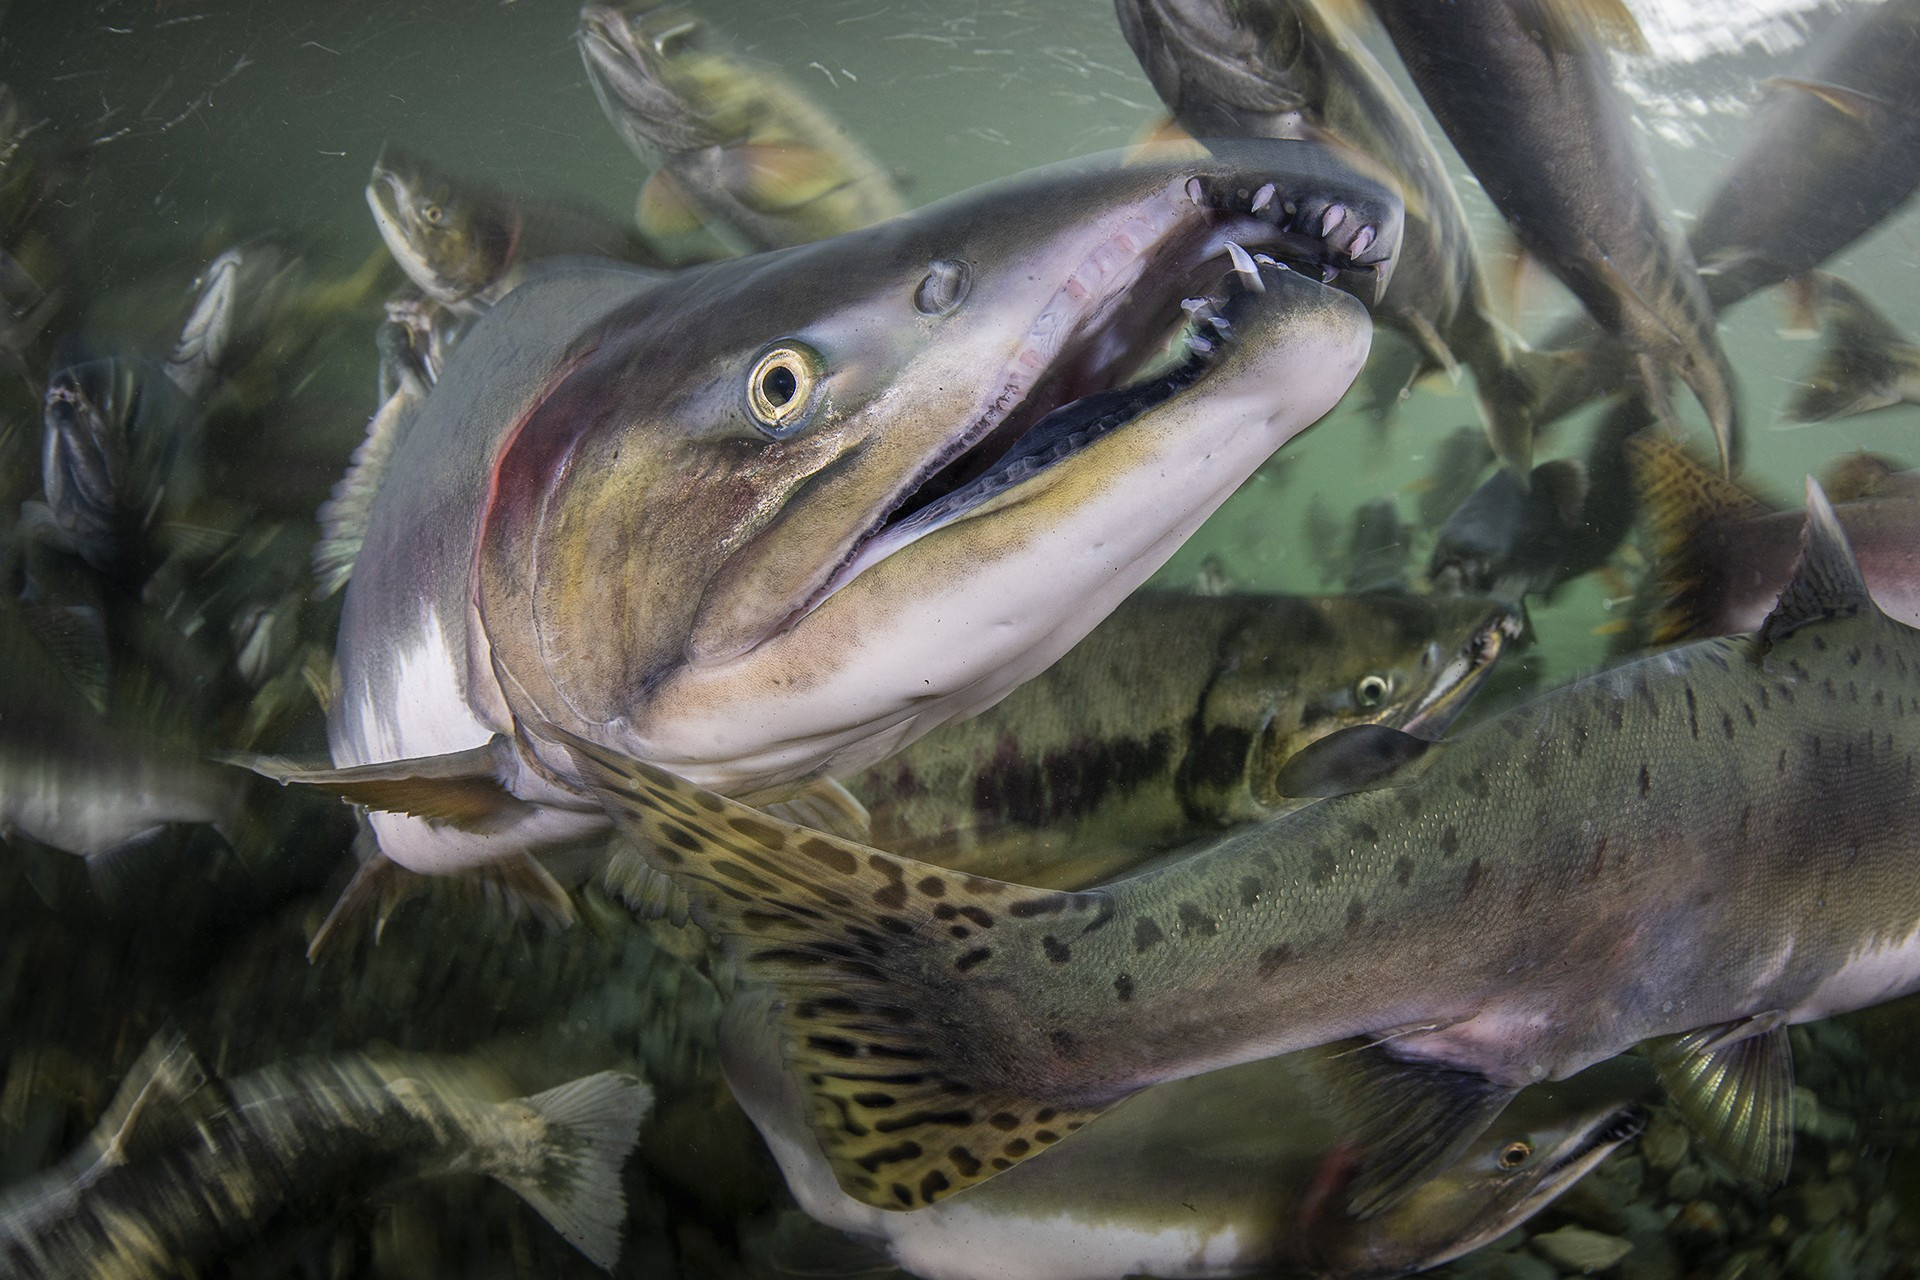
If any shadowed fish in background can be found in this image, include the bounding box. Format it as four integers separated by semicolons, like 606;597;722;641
1115;0;1538;477
848;588;1518;887
1529;0;1920;432
561;480;1920;1220
1364;0;1741;473
0;1036;652;1277
1782;274;1920;424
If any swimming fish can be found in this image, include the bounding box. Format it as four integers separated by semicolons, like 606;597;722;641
1528;0;1920;431
723;984;1649;1280
848;589;1519;886
1783;275;1920;424
1366;0;1740;472
578;2;907;253
0;1037;652;1276
366;144;657;312
560;479;1920;1217
1629;434;1920;640
279;143;1398;894
1115;0;1537;476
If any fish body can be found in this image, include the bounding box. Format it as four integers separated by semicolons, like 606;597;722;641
849;589;1518;885
564;481;1920;1212
1116;0;1535;474
578;3;907;252
320;143;1399;877
723;984;1647;1280
1631;435;1920;639
366;145;656;312
0;1039;652;1276
1368;0;1739;470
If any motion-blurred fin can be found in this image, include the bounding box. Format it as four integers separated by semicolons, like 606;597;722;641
1332;1045;1520;1218
241;737;533;832
494;1071;654;1271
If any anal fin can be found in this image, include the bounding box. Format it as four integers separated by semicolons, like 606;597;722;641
1643;1012;1794;1186
1331;1045;1519;1218
746;776;873;843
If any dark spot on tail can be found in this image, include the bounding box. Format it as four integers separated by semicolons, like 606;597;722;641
727;814;784;843
989;1112;1020;1131
919;1171;950;1200
950;1147;982;1177
918;876;947;897
873;881;908;910
955;947;992;973
1134;918;1165;952
800;837;858;875
1009;894;1071;918
1042;935;1072;964
1177;903;1219;935
1114;973;1135;1002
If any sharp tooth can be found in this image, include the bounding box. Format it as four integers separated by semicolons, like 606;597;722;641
1253;252;1286;270
1224;240;1263;291
1320;203;1346;235
1319;263;1339;283
1186;177;1207;205
1188;333;1216;355
1180;296;1212;314
1351;224;1377;257
1250;182;1275;214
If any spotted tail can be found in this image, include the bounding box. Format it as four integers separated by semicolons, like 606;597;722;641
552;728;1107;1209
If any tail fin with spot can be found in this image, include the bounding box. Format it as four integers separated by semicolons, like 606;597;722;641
552;728;1107;1210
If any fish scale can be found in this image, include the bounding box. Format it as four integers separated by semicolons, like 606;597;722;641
560;481;1920;1214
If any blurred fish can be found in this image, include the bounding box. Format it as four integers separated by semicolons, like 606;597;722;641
1629;434;1920;639
1412;424;1495;530
21;357;198;575
366;145;655;312
1343;495;1410;593
1821;451;1920;505
1530;0;1920;430
848;589;1519;886
1783;275;1920;424
1115;0;1537;474
1431;395;1651;600
1367;0;1740;472
577;2;907;252
263;146;1395;907
0;601;248;869
0;1036;652;1276
725;984;1648;1280
560;485;1920;1213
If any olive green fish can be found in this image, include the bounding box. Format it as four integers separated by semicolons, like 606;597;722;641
559;479;1920;1217
848;588;1518;887
1116;0;1537;475
0;1038;652;1277
723;983;1648;1280
578;2;906;252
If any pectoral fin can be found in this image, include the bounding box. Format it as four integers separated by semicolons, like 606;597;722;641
240;737;533;833
719;143;850;213
1272;724;1436;798
1330;1046;1520;1218
637;169;706;237
1643;1012;1794;1186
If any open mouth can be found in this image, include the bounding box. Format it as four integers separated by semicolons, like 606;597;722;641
1399;607;1525;737
803;171;1394;620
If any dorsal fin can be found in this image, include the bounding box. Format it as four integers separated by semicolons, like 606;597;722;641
1757;478;1879;652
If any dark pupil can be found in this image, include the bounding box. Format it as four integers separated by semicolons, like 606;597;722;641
763;364;798;406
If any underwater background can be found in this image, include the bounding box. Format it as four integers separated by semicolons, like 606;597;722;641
1;0;1918;1276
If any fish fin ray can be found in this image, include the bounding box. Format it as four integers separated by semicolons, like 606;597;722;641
493;1071;653;1271
1644;1013;1794;1186
93;1033;212;1167
601;838;693;926
637;170;705;237
1757;477;1880;651
1334;1047;1520;1218
1272;723;1436;798
747;776;874;843
1782;274;1918;425
313;351;425;598
1624;435;1772;644
551;726;1109;1208
308;837;575;960
239;737;533;832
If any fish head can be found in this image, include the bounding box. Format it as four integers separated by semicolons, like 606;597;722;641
1236;593;1519;810
477;140;1398;794
365;146;517;308
1117;0;1315;133
577;4;742;157
1315;1059;1650;1276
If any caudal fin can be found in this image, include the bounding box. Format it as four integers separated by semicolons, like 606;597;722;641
491;1072;653;1271
1783;275;1920;424
552;727;1108;1210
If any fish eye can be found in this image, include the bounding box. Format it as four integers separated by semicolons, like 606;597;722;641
1355;674;1391;707
746;342;825;435
1497;1140;1532;1170
421;203;444;225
